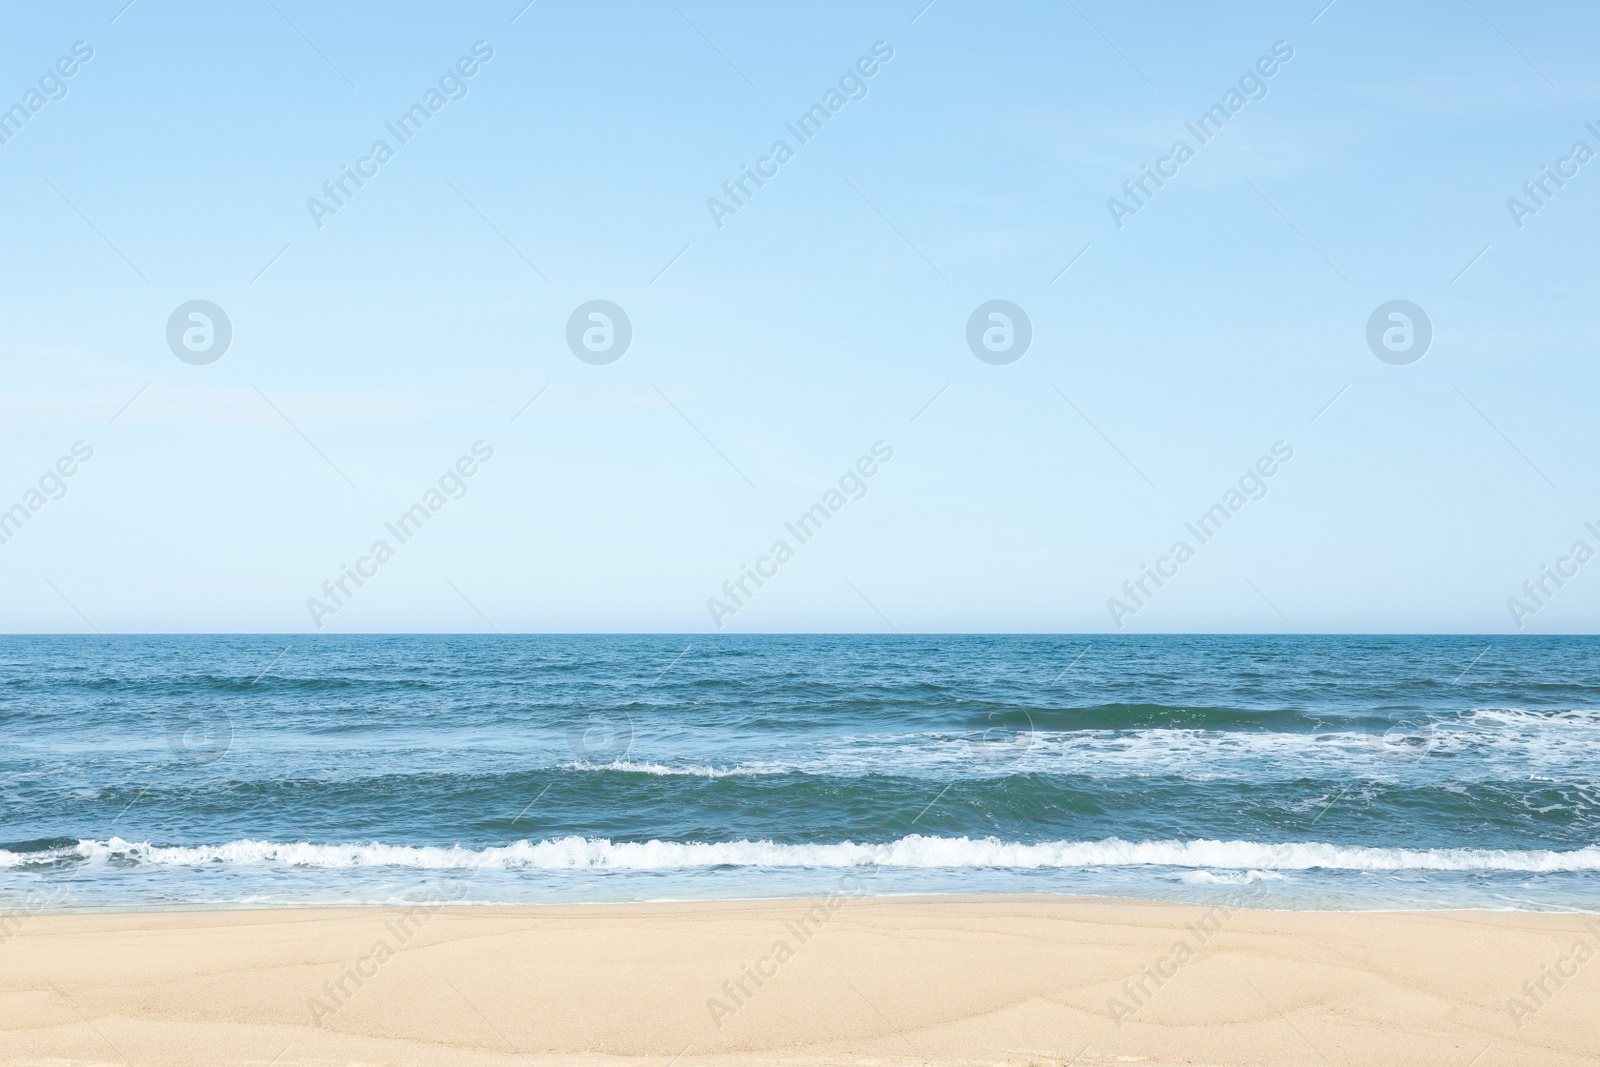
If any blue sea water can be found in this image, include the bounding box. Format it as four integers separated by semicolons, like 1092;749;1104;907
1;634;1597;912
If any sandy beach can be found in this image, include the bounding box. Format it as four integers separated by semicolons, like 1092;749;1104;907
0;895;1594;1066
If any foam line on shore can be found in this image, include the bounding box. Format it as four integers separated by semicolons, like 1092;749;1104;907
6;834;1599;873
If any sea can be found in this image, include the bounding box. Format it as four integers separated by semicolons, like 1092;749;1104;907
1;634;1597;913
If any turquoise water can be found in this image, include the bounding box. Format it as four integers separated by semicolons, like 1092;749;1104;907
2;634;1597;911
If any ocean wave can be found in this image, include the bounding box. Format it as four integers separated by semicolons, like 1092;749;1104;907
798;723;1600;779
7;835;1600;874
1004;704;1324;732
9;713;1600;787
558;760;777;778
1467;708;1600;729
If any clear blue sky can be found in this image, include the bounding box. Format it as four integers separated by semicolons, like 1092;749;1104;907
1;0;1596;633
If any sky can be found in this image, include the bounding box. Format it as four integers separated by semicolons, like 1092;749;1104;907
0;0;1596;634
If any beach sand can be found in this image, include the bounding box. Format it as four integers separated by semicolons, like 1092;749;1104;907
0;895;1594;1066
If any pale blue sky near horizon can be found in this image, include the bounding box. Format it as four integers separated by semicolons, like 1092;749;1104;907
0;0;1596;634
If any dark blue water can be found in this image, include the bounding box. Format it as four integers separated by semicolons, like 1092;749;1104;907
2;635;1597;911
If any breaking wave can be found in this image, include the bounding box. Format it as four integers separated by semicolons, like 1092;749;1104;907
9;835;1600;874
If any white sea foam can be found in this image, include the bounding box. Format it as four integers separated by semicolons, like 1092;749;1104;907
1467;708;1600;729
557;716;1600;781
560;759;776;778
1177;869;1288;884
6;835;1599;874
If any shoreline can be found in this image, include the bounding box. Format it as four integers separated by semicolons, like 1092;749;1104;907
8;888;1600;916
2;894;1595;1065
